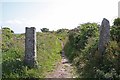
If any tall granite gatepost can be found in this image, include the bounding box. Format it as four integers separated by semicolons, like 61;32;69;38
98;18;110;55
24;27;37;68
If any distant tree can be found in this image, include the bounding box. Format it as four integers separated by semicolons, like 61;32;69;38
56;29;69;33
113;17;120;26
41;28;49;32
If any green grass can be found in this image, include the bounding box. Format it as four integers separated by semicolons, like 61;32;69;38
2;20;119;79
2;28;62;78
36;32;62;77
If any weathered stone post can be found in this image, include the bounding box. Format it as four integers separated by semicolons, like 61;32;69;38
98;18;110;55
24;27;37;68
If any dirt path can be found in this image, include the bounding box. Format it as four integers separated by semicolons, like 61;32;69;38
46;40;77;78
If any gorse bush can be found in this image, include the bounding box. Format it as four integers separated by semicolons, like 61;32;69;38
110;25;120;43
64;20;120;78
2;27;25;78
64;23;99;61
2;27;14;52
75;23;99;50
113;17;120;26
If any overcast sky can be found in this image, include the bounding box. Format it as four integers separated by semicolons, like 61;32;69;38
0;0;119;33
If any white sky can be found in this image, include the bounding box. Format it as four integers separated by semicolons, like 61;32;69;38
0;0;120;33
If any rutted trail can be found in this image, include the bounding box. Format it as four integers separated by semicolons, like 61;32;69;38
46;40;76;78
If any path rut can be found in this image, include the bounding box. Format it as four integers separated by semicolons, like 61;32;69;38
46;40;76;78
